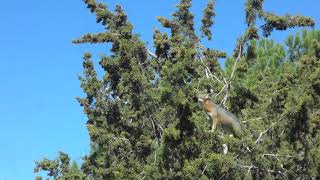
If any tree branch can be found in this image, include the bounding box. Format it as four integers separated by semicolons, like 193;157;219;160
255;129;269;144
198;54;225;85
221;44;243;107
147;49;157;59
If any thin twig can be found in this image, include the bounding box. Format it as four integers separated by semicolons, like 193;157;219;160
236;163;278;175
261;153;292;158
255;129;269;144
198;54;224;85
215;84;226;98
256;122;277;144
129;38;158;59
201;164;207;174
196;75;206;91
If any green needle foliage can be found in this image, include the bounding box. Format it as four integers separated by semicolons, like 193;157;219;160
35;0;319;179
201;0;215;40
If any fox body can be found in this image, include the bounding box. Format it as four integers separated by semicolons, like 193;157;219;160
199;95;242;136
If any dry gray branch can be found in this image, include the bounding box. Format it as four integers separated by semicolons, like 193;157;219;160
255;129;269;144
221;45;243;107
147;49;157;58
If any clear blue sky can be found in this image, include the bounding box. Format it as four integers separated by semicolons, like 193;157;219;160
0;0;318;179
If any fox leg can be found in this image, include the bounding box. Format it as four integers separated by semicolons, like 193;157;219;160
209;115;218;133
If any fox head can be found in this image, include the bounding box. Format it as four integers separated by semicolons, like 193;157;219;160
197;94;210;103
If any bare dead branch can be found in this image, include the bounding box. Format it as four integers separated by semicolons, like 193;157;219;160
261;153;292;158
147;49;157;58
129;38;158;59
221;45;243;107
201;164;207;174
255;129;269;144
235;162;287;177
214;84;227;98
198;54;225;85
230;45;243;83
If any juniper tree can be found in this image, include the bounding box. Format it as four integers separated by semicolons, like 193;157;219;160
35;0;319;179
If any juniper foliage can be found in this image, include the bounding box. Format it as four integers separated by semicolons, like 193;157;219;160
35;0;319;179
